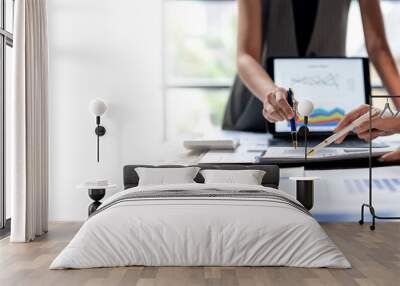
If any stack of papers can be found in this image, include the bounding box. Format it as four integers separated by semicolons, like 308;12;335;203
183;139;239;151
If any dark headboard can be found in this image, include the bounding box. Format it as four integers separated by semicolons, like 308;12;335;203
123;164;280;190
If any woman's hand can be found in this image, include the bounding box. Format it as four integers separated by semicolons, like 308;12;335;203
262;87;295;123
360;117;400;162
380;150;400;162
335;104;400;143
356;113;400;162
334;104;369;143
354;116;400;140
335;103;400;162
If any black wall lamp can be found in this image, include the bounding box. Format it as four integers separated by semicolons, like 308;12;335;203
89;99;107;162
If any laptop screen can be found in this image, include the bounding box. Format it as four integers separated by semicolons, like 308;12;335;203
272;58;368;133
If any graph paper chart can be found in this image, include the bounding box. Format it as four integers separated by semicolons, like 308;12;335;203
344;178;400;193
280;166;400;221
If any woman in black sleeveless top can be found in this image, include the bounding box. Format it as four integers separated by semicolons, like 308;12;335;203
223;0;400;132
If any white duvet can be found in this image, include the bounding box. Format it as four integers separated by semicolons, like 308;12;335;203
50;183;350;269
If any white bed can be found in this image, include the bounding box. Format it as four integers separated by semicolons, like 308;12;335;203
50;183;350;269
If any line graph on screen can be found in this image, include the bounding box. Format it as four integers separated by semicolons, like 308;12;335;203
288;107;345;127
290;73;340;89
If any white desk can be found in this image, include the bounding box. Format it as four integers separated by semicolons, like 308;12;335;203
145;131;268;165
155;131;400;222
196;131;400;166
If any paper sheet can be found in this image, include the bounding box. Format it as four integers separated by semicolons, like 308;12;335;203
261;146;389;162
279;148;339;157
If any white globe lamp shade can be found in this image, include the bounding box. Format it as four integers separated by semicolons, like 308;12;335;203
298;100;314;117
89;99;107;116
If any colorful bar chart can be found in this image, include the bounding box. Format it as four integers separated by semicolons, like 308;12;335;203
293;107;345;127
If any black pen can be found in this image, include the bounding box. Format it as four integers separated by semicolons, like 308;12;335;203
287;88;297;149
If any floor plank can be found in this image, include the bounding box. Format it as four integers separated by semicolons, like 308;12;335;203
0;222;400;286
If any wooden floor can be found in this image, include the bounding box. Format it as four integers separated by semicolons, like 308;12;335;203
1;222;400;286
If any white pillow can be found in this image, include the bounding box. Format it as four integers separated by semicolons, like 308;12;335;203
200;169;266;185
135;167;200;186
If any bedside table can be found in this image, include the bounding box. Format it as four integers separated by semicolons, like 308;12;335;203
289;177;319;211
77;184;117;216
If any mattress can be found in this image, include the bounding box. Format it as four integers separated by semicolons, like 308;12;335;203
50;183;350;269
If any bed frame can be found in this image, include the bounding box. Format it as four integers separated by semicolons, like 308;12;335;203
123;164;280;189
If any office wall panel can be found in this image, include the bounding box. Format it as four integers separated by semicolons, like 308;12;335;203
48;0;164;220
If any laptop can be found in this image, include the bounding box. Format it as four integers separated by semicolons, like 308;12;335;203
266;57;384;148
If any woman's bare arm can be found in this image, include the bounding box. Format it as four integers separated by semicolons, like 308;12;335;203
237;0;293;122
360;0;400;108
237;0;272;101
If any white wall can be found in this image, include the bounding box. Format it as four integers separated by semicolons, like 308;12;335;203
48;0;164;220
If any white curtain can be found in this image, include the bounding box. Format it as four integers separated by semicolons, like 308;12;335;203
10;0;48;242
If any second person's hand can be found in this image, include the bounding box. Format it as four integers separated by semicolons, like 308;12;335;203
262;87;295;123
354;116;400;140
334;104;369;143
335;104;400;143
